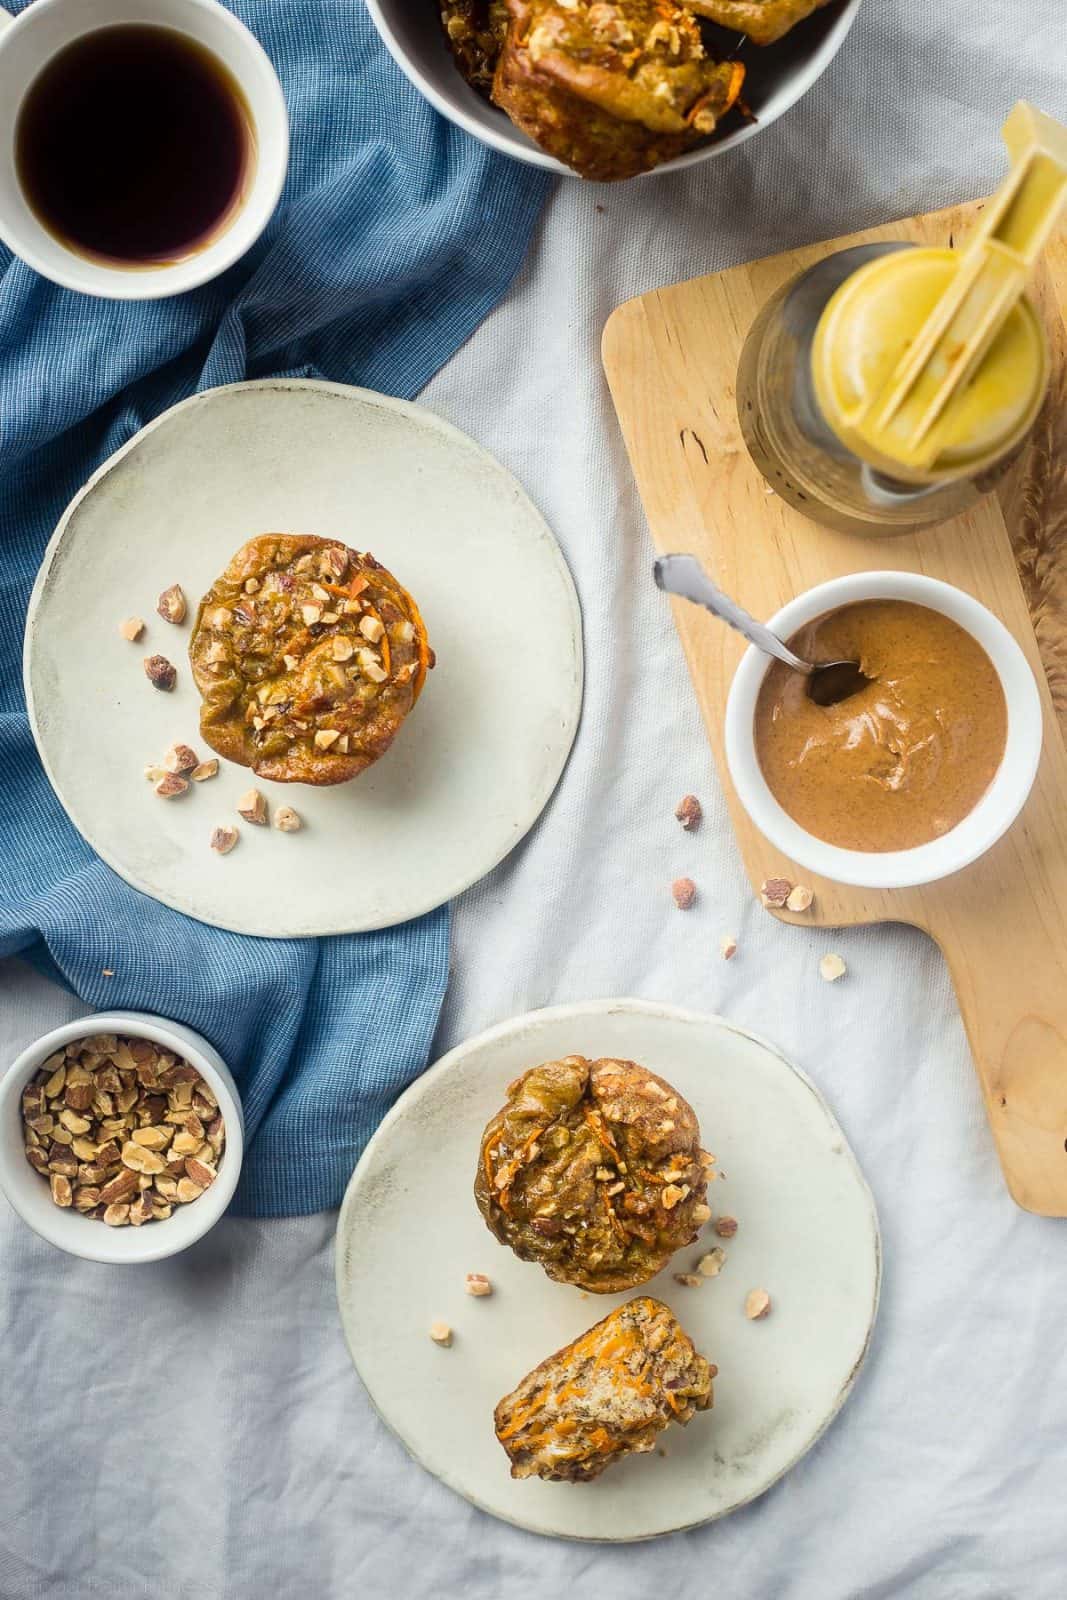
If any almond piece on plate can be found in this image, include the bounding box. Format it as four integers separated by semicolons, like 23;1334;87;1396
211;825;239;856
237;788;268;826
464;1273;492;1298
819;953;847;983
274;806;303;833
428;1320;453;1347
144;655;177;692
119;616;145;642
162;743;199;775
745;1289;772;1320
154;774;189;799
156;584;187;625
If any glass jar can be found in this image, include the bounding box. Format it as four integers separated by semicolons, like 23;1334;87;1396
736;243;1042;537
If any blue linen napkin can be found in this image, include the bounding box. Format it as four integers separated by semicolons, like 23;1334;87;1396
0;1;550;1216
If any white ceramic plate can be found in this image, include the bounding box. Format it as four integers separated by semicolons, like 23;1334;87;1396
335;1000;881;1541
23;380;582;937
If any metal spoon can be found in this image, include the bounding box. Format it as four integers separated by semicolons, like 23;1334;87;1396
653;553;873;708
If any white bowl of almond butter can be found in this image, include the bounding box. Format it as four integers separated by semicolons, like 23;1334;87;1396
724;572;1044;890
0;1012;242;1263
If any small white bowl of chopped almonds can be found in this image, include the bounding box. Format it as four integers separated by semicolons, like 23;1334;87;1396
0;1012;243;1263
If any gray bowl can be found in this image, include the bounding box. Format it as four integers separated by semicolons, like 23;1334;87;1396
366;0;863;178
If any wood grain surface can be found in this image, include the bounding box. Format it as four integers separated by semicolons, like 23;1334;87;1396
603;201;1067;1215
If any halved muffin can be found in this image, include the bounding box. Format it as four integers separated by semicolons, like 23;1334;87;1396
189;534;432;786
439;0;510;96
493;0;746;181
475;1055;713;1292
687;0;832;47
495;1296;715;1481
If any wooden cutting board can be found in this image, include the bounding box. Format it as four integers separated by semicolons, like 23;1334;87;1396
603;200;1067;1216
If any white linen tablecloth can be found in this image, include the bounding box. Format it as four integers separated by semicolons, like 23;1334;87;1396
3;3;1067;1594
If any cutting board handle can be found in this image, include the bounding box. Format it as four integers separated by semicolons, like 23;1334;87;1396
939;923;1067;1214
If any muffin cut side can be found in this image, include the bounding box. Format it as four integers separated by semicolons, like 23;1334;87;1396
495;1295;715;1482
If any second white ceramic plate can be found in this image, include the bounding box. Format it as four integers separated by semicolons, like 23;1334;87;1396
24;380;582;937
336;1000;881;1541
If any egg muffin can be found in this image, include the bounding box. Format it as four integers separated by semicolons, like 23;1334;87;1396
492;0;745;181
189;534;432;786
439;0;509;96
495;1296;715;1482
687;0;832;47
475;1055;713;1292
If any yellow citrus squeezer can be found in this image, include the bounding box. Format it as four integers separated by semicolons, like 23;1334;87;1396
813;103;1067;484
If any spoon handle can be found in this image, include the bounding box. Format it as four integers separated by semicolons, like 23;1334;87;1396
653;553;812;675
